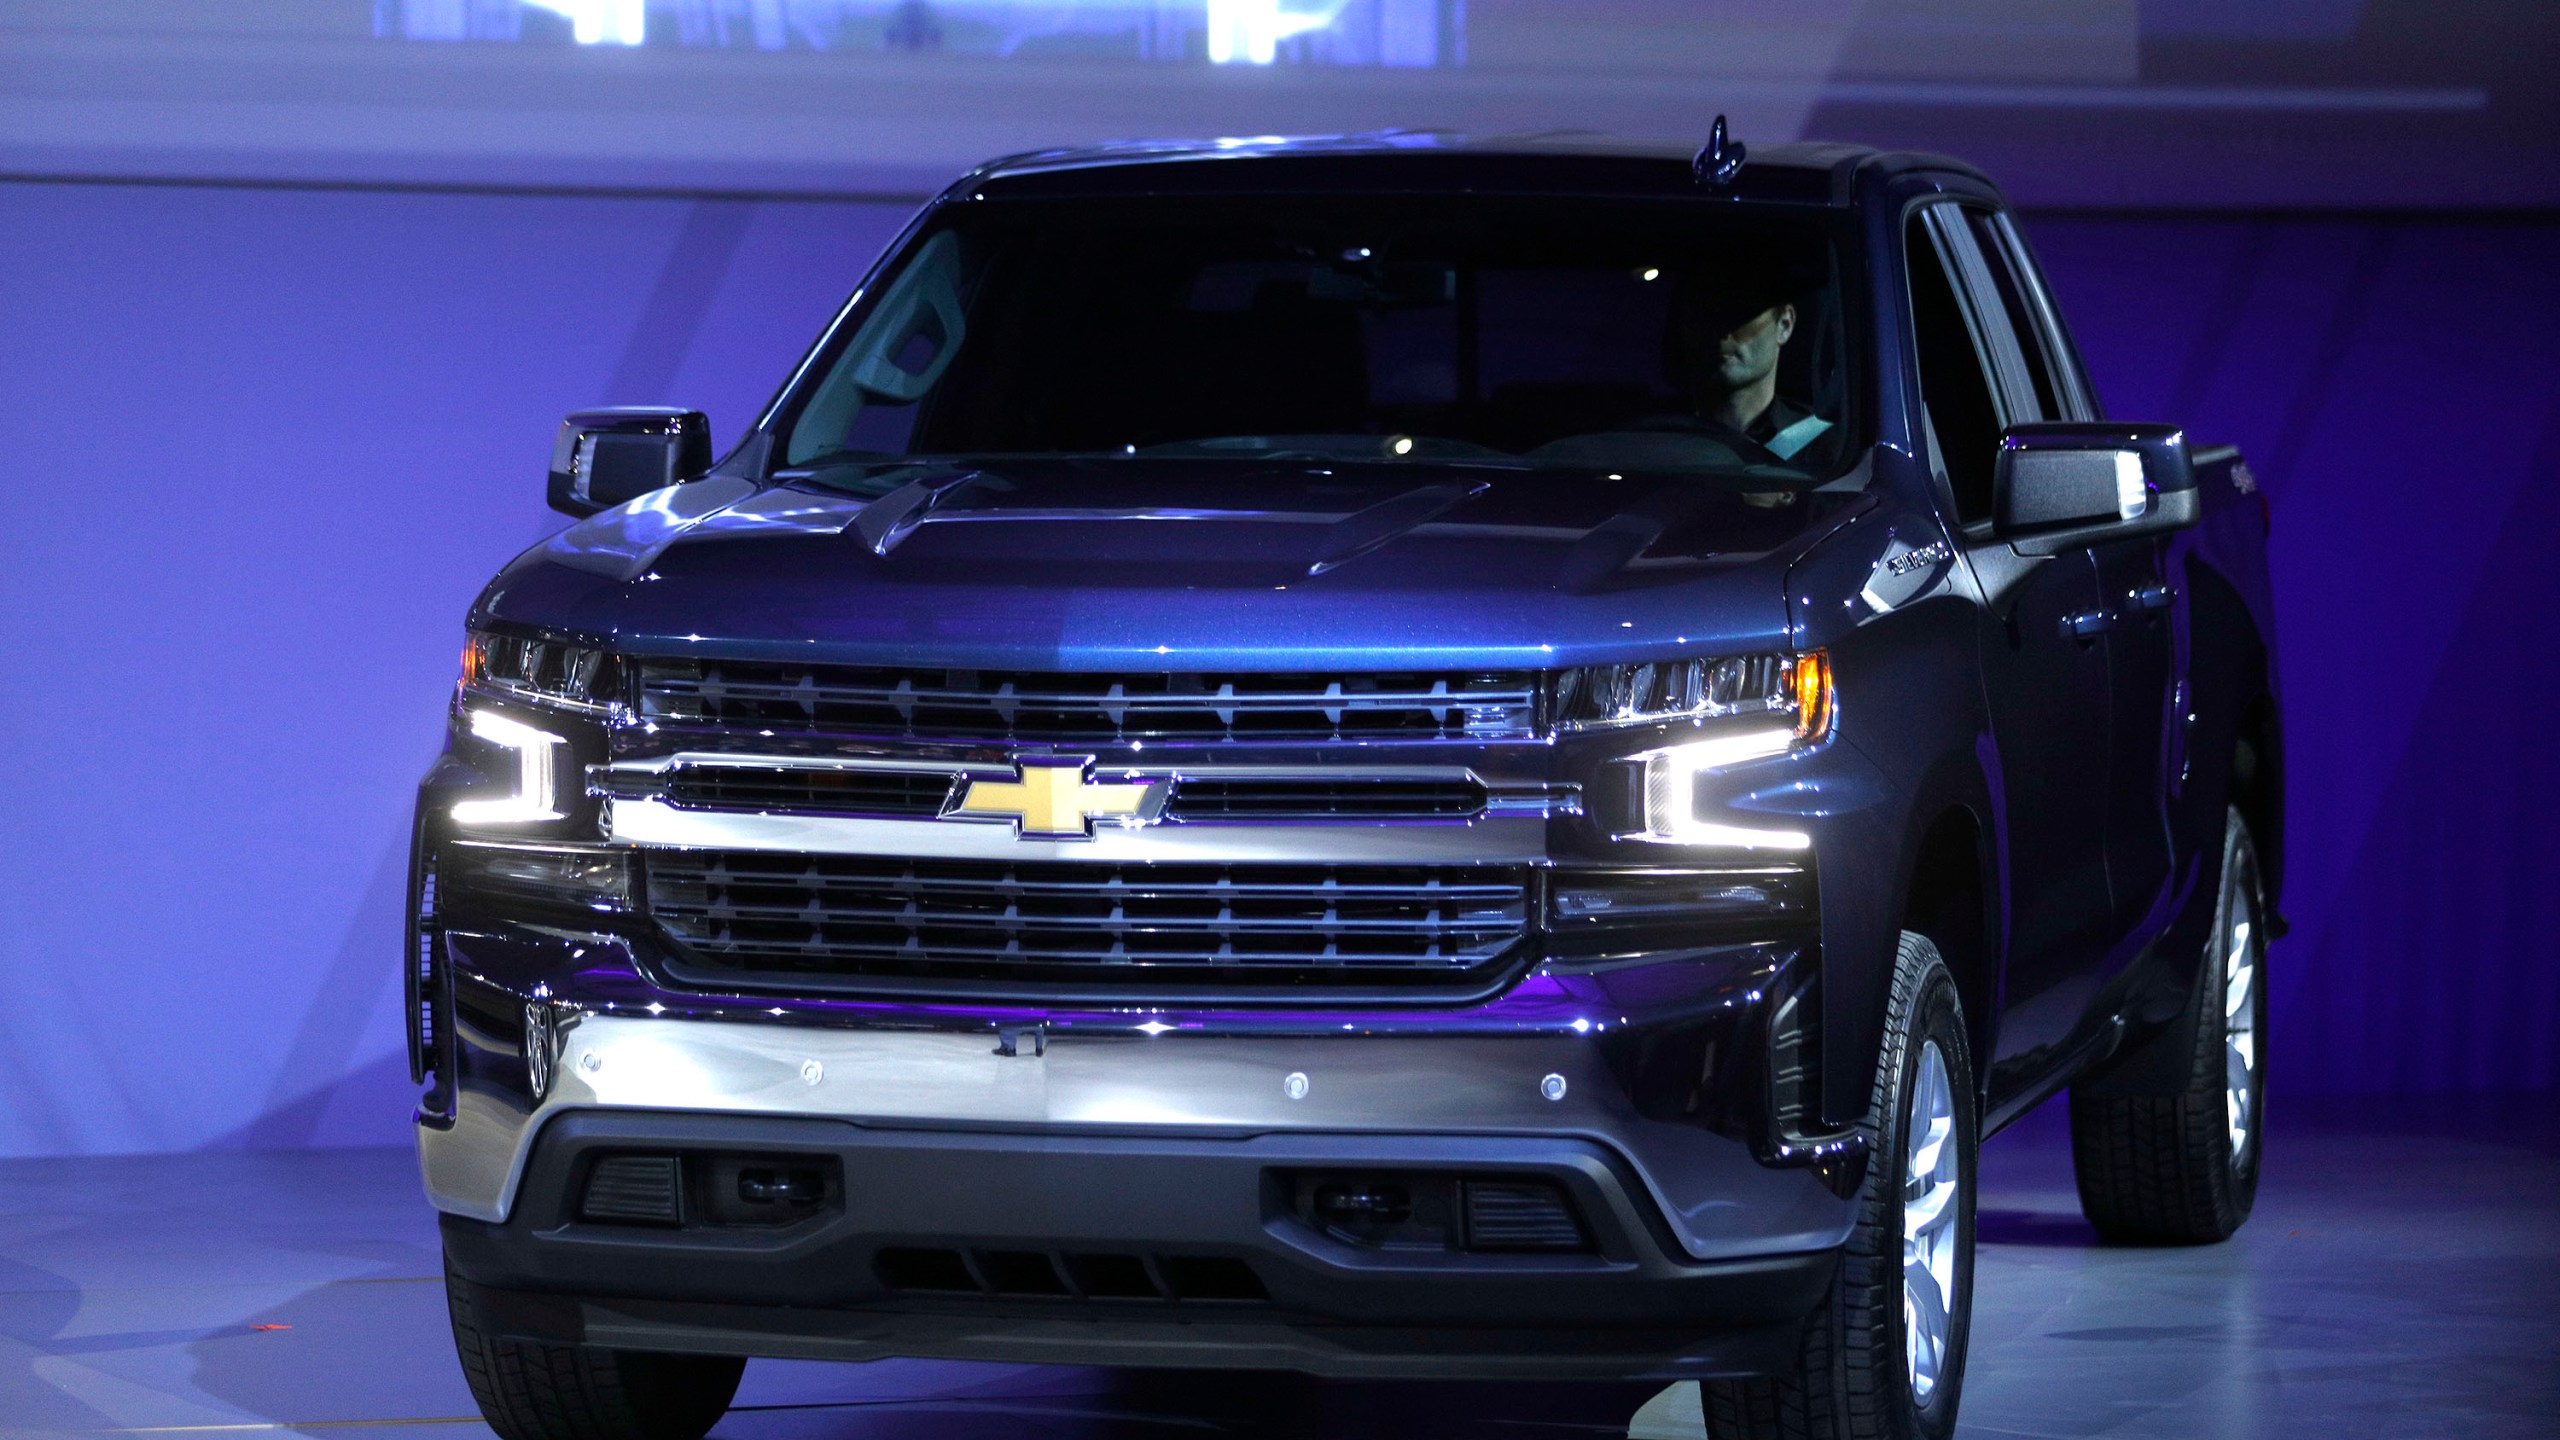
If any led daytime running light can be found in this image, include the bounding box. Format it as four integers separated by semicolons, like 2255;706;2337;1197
1626;728;1810;849
452;709;568;826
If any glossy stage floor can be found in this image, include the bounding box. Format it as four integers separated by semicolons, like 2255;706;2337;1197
2;1098;2551;1440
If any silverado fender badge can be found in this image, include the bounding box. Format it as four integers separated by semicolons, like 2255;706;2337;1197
1861;536;1954;615
948;757;1167;838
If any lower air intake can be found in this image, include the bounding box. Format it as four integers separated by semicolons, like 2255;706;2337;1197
580;1155;683;1226
1463;1180;1588;1252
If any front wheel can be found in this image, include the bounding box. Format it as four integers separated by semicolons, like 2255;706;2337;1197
446;1266;744;1440
1702;931;1978;1440
2068;806;2268;1244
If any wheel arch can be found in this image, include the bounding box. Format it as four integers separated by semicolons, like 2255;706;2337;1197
2230;691;2285;915
1898;802;1998;1111
2176;539;2284;919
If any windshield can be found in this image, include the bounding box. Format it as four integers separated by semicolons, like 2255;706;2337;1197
776;195;1863;482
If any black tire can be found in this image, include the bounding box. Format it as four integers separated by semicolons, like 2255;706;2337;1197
446;1267;745;1440
1702;932;1978;1440
2068;807;2267;1245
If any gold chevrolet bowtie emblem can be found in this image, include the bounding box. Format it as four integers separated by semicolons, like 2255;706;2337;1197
950;758;1164;839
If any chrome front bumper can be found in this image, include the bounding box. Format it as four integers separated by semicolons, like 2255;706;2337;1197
418;930;1852;1266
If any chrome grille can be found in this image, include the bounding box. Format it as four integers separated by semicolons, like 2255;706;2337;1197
625;764;1487;823
636;661;1539;743
645;851;1531;996
1168;777;1485;820
661;766;953;815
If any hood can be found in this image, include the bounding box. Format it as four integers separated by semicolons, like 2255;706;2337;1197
481;458;1869;670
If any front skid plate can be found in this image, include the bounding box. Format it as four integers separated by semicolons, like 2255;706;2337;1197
454;1265;1829;1382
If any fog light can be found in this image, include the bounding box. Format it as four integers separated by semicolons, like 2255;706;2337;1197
1314;1182;1412;1225
737;1167;824;1207
1551;868;1794;925
440;841;629;912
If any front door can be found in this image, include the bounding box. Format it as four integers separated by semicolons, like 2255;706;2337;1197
1906;207;2119;1090
1968;208;2181;953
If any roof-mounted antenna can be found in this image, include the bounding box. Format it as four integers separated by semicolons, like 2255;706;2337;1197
1693;114;1746;188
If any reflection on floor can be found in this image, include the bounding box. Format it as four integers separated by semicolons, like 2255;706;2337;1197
2;1097;2552;1439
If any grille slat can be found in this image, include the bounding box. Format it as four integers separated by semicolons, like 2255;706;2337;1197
646;852;1530;995
640;661;1538;743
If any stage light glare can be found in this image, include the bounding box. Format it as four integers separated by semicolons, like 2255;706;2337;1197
524;0;645;45
1206;0;1342;64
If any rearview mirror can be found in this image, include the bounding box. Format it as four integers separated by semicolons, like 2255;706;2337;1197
547;408;713;518
1994;422;2198;554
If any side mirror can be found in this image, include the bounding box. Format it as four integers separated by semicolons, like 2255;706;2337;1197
547;408;714;518
1994;422;2198;554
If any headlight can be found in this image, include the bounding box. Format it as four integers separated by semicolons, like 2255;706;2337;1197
461;630;622;713
1555;652;1831;738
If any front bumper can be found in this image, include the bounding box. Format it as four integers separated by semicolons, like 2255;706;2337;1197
419;922;1855;1375
442;1110;1834;1380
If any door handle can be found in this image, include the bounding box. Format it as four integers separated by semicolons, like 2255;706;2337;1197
2128;584;2177;614
2062;609;2116;641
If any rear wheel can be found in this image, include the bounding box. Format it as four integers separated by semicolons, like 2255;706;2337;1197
1701;932;1977;1439
446;1266;744;1440
2068;807;2267;1244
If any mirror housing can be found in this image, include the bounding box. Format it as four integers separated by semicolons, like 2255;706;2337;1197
547;408;714;518
1994;422;2198;554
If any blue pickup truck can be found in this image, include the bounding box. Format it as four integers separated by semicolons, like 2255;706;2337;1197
412;130;2282;1440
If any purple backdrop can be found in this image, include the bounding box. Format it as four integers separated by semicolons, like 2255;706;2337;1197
0;182;2550;1157
2032;214;2560;1097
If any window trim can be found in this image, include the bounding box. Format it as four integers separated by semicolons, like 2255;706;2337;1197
1919;204;2041;428
1900;199;2010;528
1984;211;2100;422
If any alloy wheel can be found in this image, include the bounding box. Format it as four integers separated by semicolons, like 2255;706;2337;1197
2223;884;2261;1167
1902;1039;1961;1404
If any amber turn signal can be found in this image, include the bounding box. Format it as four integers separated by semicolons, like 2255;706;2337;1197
1789;651;1833;741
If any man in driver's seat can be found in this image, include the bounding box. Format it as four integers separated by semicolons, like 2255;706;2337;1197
1670;272;1836;469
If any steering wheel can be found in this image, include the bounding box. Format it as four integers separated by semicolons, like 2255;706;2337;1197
1621;411;1794;469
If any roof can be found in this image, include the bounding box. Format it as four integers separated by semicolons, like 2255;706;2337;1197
956;131;1995;207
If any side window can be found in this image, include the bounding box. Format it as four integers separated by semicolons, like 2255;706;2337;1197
1922;207;2039;422
1961;210;2060;420
1905;214;2003;523
1989;211;2100;420
1965;210;2096;422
